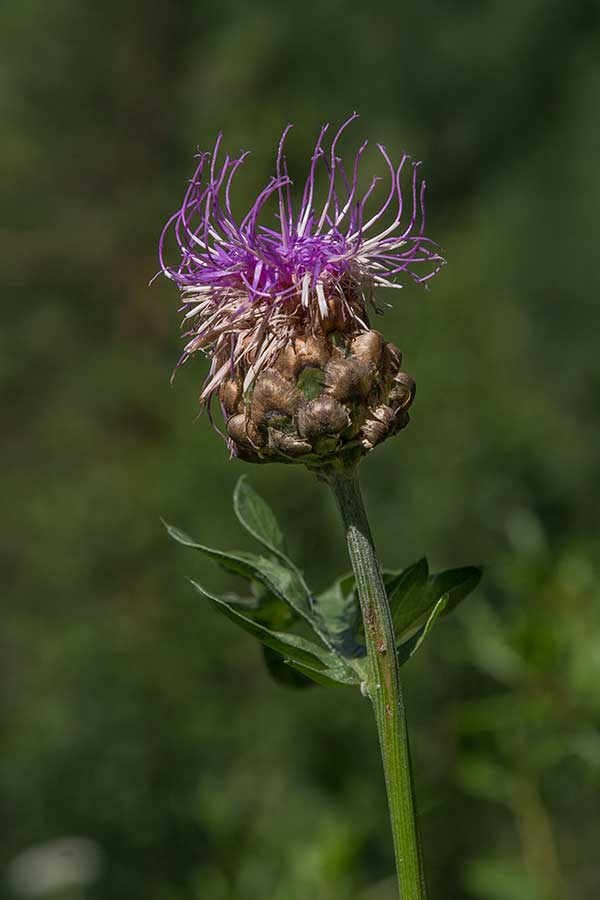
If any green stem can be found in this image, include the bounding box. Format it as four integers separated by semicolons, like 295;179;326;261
322;464;428;900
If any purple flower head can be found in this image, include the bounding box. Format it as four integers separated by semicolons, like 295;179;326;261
159;115;444;407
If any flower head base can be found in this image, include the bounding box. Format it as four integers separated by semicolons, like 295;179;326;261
221;327;416;466
159;116;443;464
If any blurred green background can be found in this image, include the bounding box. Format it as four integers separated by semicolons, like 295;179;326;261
2;0;600;898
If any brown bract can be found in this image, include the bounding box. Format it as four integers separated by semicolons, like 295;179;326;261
220;327;416;466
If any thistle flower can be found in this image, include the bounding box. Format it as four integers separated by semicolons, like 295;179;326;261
159;115;444;465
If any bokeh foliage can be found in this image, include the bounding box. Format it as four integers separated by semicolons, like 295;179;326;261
2;0;599;898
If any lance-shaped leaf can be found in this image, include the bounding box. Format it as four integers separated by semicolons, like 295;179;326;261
165;521;266;580
410;594;449;654
164;521;330;641
313;574;364;659
387;558;430;638
397;629;426;666
396;595;449;665
190;581;360;688
389;561;481;645
262;646;361;689
233;478;317;625
428;566;483;615
233;476;286;559
283;657;362;688
233;475;324;596
189;580;333;669
223;588;297;631
193;567;297;632
261;645;316;689
393;566;482;665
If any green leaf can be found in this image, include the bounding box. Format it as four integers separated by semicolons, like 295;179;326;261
224;588;297;631
396;595;448;664
194;573;298;632
261;645;316;689
165;520;312;615
394;566;481;664
164;520;344;652
189;579;332;669
397;628;426;666
387;558;430;638
410;594;448;654
233;476;286;558
428;566;483;614
249;594;297;631
189;580;360;688
164;521;263;580
284;658;362;688
251;555;313;618
390;561;482;653
314;574;364;659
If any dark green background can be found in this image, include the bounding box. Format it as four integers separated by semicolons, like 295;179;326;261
3;1;600;898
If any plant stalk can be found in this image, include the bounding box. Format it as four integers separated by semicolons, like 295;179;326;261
322;464;428;900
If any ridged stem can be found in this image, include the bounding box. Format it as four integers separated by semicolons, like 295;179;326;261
322;464;428;900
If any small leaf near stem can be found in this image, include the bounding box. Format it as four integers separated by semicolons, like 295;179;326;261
233;476;287;558
189;579;333;668
163;520;333;646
